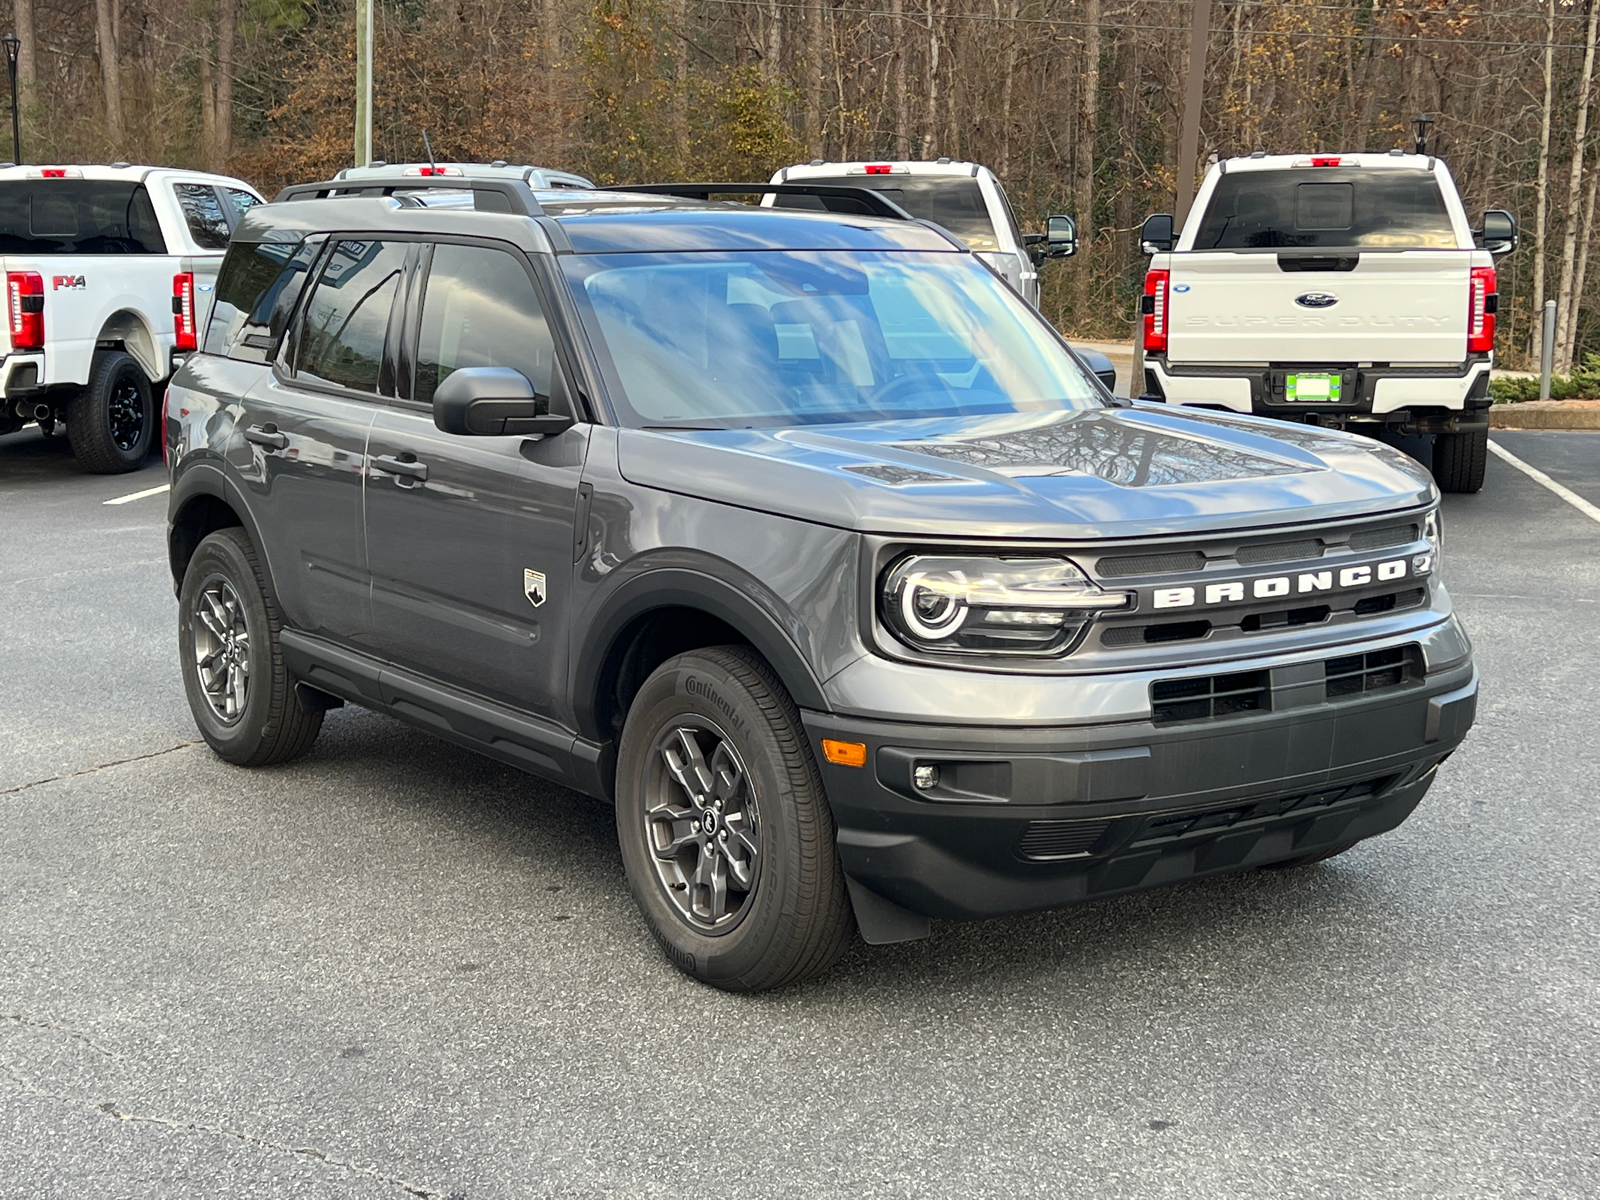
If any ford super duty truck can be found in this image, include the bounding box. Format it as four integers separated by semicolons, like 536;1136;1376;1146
0;164;265;472
1137;152;1517;493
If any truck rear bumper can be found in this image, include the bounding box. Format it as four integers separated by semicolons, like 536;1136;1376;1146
1145;358;1491;424
803;659;1476;926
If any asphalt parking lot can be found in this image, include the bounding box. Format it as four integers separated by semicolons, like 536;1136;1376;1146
3;425;1597;1199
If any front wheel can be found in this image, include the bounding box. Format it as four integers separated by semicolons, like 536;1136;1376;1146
1433;427;1488;493
615;647;854;991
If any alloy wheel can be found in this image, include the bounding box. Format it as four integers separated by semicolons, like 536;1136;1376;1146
643;721;762;933
193;578;251;723
107;375;145;452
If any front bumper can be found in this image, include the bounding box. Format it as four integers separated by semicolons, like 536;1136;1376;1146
804;657;1476;925
1145;357;1492;432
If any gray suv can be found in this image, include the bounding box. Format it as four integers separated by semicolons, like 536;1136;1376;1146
165;176;1478;991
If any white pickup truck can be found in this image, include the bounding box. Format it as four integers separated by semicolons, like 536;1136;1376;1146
1137;152;1517;492
0;164;264;472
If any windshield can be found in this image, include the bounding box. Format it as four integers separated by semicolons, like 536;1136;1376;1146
563;250;1102;429
0;181;167;254
772;177;1000;251
1193;168;1456;250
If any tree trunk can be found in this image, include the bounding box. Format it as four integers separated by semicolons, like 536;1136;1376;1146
921;3;939;158
199;43;216;165
1570;164;1600;366
1074;0;1100;318
215;0;236;168
1531;0;1555;357
892;0;908;157
13;0;35;95
996;0;1019;176
94;0;124;144
671;0;688;154
1555;0;1600;371
805;0;823;154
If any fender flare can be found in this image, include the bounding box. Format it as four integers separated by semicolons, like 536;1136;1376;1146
571;565;831;743
166;462;276;601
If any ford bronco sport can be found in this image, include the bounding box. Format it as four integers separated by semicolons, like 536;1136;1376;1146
165;175;1478;990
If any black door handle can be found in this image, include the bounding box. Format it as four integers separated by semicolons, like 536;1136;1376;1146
371;454;428;482
244;423;288;450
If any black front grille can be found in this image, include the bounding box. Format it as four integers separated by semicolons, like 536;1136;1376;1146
1325;646;1416;697
1017;819;1112;860
1352;588;1427;616
1096;550;1206;578
1235;537;1325;565
1240;605;1330;632
1103;619;1212;647
1349;523;1419;551
1151;670;1270;724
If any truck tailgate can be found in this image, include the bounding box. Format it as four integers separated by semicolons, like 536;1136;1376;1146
1166;250;1470;364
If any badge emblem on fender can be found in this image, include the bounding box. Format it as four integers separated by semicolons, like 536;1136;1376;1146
524;568;547;608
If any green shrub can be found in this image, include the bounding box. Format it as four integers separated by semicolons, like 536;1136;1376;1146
1490;353;1600;403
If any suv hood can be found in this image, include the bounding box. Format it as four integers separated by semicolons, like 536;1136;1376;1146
615;404;1436;540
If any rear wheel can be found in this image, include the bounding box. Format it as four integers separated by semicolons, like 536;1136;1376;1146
67;350;154;474
1432;427;1488;493
179;527;323;766
615;646;854;991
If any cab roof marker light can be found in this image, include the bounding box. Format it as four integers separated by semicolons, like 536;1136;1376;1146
848;164;908;175
34;167;81;178
1292;157;1341;168
403;165;462;177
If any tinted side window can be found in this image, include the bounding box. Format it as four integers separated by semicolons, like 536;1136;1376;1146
295;240;408;393
174;183;231;250
203;238;320;361
772;177;1000;251
222;187;261;221
415;244;554;404
1193;168;1456;250
0;181;166;253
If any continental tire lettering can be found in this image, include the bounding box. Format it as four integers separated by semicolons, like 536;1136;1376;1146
684;674;748;733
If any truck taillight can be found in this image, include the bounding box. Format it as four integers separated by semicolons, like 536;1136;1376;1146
6;271;44;351
1468;266;1496;354
1142;269;1169;353
172;272;197;352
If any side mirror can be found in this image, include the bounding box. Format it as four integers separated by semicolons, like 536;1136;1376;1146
1140;213;1175;254
431;366;574;438
1476;209;1518;255
1045;214;1078;258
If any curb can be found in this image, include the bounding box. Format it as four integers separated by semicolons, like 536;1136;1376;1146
1491;403;1600;430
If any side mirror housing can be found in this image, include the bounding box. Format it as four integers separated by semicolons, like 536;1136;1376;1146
1476;209;1518;255
1140;213;1175;254
1044;214;1078;258
431;366;574;438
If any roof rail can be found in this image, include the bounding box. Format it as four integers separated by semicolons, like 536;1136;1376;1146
617;182;916;222
272;176;543;216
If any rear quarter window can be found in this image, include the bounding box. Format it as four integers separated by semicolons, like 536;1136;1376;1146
203;238;321;362
1193;168;1456;250
0;181;167;254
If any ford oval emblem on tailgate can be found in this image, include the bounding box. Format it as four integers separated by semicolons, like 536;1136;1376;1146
1295;292;1339;308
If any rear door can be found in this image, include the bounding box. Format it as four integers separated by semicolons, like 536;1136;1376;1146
230;237;409;646
363;240;588;719
1166;167;1471;365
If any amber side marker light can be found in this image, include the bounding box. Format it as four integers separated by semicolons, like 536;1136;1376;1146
821;739;867;767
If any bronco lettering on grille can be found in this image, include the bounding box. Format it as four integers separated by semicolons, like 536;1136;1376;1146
1151;556;1425;610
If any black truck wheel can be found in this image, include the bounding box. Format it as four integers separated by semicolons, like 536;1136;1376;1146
616;646;854;991
66;350;154;474
1433;428;1488;493
179;528;324;767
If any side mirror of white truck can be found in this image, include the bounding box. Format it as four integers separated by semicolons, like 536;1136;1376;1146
1044;214;1078;258
1475;210;1518;256
1140;213;1175;254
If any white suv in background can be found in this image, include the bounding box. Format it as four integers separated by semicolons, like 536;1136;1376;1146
1138;152;1517;492
333;161;595;189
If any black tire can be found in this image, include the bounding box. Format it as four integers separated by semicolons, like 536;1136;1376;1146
178;527;323;767
615;646;854;991
1261;841;1358;870
66;350;154;474
1432;427;1488;494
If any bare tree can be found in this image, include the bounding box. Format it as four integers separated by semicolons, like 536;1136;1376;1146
1530;0;1556;356
93;0;123;145
1556;0;1600;370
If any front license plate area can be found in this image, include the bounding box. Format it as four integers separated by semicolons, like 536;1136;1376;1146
1286;372;1341;402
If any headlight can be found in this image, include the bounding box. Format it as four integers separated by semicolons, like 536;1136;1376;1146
880;555;1133;656
1418;508;1442;577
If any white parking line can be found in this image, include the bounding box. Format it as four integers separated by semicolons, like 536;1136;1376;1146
1488;440;1600;527
102;483;170;507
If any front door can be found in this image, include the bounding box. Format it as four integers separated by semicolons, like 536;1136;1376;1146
230;237;410;649
363;241;588;719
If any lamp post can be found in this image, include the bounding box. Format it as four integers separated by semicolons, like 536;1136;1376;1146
2;33;19;166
